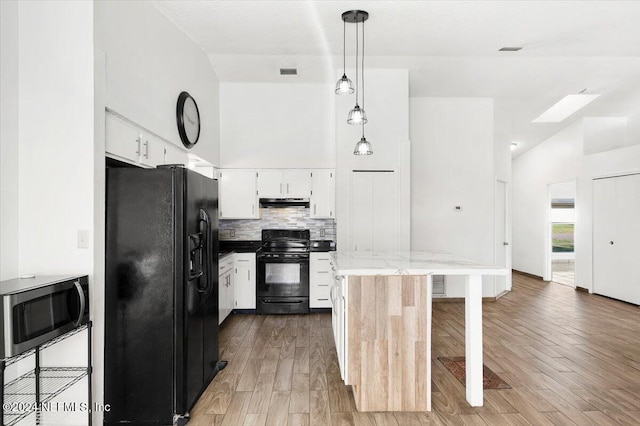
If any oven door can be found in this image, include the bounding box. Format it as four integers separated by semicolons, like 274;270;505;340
6;277;89;357
257;253;310;298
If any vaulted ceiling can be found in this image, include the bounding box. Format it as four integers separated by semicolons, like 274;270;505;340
152;1;640;155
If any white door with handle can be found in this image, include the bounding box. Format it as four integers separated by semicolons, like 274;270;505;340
593;173;640;304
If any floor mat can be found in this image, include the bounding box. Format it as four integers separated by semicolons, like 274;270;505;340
438;356;512;389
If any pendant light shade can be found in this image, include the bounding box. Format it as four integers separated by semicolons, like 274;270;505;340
335;74;354;95
347;104;367;125
353;136;373;155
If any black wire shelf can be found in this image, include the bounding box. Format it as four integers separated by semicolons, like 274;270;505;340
3;367;89;426
2;323;91;366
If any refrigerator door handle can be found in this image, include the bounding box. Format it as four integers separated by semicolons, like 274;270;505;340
198;208;212;294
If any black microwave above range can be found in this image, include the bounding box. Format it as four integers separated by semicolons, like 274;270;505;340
0;275;89;359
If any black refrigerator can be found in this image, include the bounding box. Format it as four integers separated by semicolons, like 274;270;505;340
105;165;223;425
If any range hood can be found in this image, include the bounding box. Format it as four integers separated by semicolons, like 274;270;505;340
259;198;310;208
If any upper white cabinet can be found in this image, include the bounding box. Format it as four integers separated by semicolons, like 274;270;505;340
310;169;335;218
138;132;164;168
219;170;259;219
105;112;141;164
106;110;188;168
164;142;188;166
257;170;311;198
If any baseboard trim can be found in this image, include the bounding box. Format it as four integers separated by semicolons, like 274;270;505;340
575;286;589;293
495;290;510;299
513;269;544;280
433;296;497;303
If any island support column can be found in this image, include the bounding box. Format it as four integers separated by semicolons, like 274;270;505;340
465;274;483;406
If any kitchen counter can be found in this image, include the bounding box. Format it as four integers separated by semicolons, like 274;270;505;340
330;250;508;412
331;250;507;276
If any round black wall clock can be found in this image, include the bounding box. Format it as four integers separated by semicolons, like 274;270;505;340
176;91;200;149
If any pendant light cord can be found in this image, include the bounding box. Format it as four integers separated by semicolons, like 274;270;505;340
342;20;346;74
355;21;359;105
362;18;365;113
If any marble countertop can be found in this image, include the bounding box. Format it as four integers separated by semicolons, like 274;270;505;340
331;251;509;276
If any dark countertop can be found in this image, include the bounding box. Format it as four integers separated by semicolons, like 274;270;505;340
219;240;262;256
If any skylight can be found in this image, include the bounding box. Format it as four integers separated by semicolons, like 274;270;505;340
533;94;600;123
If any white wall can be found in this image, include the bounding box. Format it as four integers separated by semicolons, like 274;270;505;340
512;119;640;289
94;0;220;165
0;1;95;424
0;0;19;280
410;97;497;297
512;123;582;277
220;83;335;168
17;0;95;277
335;69;410;252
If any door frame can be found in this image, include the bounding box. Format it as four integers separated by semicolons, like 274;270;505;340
494;179;511;292
544;179;576;283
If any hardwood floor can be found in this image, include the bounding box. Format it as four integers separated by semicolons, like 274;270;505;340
189;272;640;425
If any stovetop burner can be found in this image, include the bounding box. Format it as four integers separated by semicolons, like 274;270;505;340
260;229;310;254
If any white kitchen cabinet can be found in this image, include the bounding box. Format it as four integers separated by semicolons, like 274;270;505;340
330;266;347;380
310;253;332;308
256;169;311;198
106;110;187;168
219;170;259;219
164;142;188;166
593;173;640;305
219;255;235;324
310;169;335;218
105;111;142;165
138;132;164;168
234;253;256;309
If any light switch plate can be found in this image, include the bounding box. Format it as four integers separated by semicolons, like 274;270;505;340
77;229;90;249
229;229;235;237
320;229;326;237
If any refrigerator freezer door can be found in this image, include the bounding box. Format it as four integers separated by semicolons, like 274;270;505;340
105;167;178;424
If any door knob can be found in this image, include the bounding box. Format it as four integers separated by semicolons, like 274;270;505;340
609;241;614;245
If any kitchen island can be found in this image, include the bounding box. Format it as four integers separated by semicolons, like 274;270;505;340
329;251;508;412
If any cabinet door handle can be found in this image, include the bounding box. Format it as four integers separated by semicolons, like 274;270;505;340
144;140;149;159
287;183;290;193
318;284;329;287
314;204;317;215
317;271;329;274
252;204;255;215
248;270;250;280
237;259;249;262
318;298;329;301
280;183;283;194
135;136;141;155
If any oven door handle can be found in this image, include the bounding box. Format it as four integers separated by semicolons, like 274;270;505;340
74;280;86;327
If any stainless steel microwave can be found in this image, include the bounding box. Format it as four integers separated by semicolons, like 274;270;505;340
0;275;89;359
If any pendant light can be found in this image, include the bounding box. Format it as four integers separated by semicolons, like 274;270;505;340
347;18;367;125
335;20;354;95
352;13;372;155
353;122;373;155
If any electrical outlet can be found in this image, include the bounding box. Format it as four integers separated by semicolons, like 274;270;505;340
229;229;235;237
77;229;90;249
320;229;326;237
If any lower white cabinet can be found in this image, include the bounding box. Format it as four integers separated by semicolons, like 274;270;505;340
310;253;332;308
330;267;347;380
234;253;256;309
219;255;235;324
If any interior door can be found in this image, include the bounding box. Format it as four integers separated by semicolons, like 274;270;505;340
350;171;397;252
351;172;373;251
495;180;508;294
593;174;640;304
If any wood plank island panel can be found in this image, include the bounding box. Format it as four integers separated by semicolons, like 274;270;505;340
347;275;432;412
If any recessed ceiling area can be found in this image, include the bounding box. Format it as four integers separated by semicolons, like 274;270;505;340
151;0;640;156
